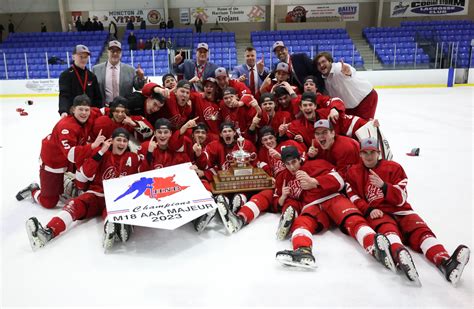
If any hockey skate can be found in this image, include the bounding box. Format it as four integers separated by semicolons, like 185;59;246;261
193;209;217;233
26;217;53;251
16;183;40;201
438;245;470;286
62;172;80;200
276;206;296;241
276;246;316;269
373;233;397;272
103;221;134;251
216;197;244;234
396;248;421;286
231;193;247;213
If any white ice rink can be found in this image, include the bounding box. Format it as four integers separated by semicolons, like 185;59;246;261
1;87;473;308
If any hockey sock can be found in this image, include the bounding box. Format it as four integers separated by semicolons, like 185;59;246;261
46;210;74;237
237;201;260;224
354;225;376;253
420;236;450;266
386;233;404;263
291;228;313;250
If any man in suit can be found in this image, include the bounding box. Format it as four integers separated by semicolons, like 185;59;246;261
231;47;269;97
173;42;218;91
271;41;325;93
92;40;146;105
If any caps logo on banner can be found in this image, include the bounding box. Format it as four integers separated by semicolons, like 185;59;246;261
103;163;217;230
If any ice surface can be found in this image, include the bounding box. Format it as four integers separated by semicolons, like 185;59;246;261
1;87;473;308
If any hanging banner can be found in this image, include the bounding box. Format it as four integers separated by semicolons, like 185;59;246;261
390;1;469;17
103;163;217;230
190;6;266;24
89;9;165;27
287;4;359;21
180;8;191;24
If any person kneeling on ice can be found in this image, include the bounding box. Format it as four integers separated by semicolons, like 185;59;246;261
345;137;470;285
25;128;140;251
273;146;396;270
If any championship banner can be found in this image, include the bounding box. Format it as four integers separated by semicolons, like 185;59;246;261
287;4;359;21
103;163;217;230
190;6;266;24
89;8;165;26
390;1;469;17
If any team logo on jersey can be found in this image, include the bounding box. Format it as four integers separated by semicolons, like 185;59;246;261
114;175;189;202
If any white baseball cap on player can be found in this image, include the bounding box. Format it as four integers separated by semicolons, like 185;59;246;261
314;119;333;131
73;44;90;55
272;41;286;52
215;67;228;78
360;137;379;152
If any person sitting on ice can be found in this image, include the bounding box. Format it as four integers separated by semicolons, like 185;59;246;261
345;137;470;285
24;128;140;251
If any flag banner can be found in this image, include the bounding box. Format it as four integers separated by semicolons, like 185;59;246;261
390;1;469;17
190;6;266;24
287;4;359;21
103;163;216;230
89;9;165;26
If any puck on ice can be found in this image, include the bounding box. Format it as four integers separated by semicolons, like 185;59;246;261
406;148;420;156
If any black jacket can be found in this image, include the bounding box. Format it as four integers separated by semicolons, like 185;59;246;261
289;53;325;93
58;64;102;115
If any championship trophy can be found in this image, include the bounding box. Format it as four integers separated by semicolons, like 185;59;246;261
211;129;274;194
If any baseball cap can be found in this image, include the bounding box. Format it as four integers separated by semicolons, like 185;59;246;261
272;41;286;52
301;92;316;103
360;137;379;152
281;146;301;163
314;119;333;131
108;40;122;50
162;73;176;84
222;87;236;96
193;122;208;132
215;67;228;78
275;62;290;73
197;42;209;51
176;79;191;90
73;44;90;55
259;92;274;104
112;127;130;140
220;121;235;132
154;118;172;130
203;77;217;85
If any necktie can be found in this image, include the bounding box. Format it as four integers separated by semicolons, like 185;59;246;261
112;66;118;99
249;67;256;95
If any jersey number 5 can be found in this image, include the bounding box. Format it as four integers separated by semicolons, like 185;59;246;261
61;140;71;149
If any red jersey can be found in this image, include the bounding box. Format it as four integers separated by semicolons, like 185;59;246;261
257;140;306;177
138;141;191;171
316;93;346;112
313;135;360;180
91;115;153;142
40;115;94;172
260;110;292;134
273;159;344;207
79;149;140;195
286;110;329;147
228;79;252;98
345;160;413;217
190;92;221;135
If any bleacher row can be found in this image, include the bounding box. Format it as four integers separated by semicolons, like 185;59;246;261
0;21;472;80
251;29;364;67
364;20;474;67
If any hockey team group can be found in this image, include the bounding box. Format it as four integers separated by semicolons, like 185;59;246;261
16;39;470;287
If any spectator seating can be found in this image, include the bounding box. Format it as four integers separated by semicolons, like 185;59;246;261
364;20;473;68
251;29;364;68
121;29;238;74
0;31;108;79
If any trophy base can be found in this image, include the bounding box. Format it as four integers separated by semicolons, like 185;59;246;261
211;167;274;194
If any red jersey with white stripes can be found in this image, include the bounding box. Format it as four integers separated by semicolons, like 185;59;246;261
79;149;140;195
345;160;413;217
313;135;361;180
40;115;94;172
